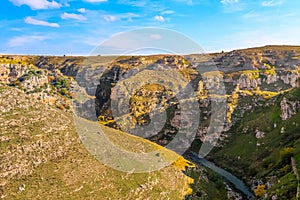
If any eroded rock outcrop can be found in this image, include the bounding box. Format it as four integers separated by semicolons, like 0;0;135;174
280;97;299;120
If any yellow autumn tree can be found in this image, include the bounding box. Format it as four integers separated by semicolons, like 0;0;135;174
254;184;266;197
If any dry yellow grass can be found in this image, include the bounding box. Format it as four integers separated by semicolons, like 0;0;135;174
0;86;195;200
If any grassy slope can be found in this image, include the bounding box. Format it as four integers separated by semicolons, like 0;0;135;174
0;85;194;200
187;167;228;200
210;87;300;199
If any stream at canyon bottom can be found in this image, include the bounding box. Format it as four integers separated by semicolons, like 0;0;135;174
184;150;256;200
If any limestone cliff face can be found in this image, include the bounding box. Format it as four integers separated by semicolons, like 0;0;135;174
0;63;27;84
155;55;189;69
0;64;9;83
0;46;299;148
280;72;298;87
280;97;300;120
232;71;298;90
92;47;300;147
0;63;48;91
0;57;73;110
237;74;261;89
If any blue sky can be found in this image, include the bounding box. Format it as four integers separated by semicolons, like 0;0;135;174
1;0;300;55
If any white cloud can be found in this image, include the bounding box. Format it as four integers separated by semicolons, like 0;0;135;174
8;35;48;47
61;12;87;21
10;28;23;31
103;13;138;22
161;10;174;15
78;8;86;13
172;0;193;5
242;11;259;18
118;0;147;7
150;34;162;40
84;0;107;2
221;0;244;13
154;15;164;22
262;0;283;7
281;12;297;17
9;0;61;10
103;15;117;22
220;0;239;5
24;17;60;28
121;13;139;21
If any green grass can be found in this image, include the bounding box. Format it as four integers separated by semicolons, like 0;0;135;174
209;87;300;199
267;173;298;200
0;83;7;92
295;154;300;177
187;168;228;200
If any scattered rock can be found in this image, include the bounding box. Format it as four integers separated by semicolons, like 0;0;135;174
255;130;265;139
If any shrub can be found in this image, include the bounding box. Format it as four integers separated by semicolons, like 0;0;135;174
280;147;295;164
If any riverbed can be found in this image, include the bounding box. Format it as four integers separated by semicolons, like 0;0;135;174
184;150;256;200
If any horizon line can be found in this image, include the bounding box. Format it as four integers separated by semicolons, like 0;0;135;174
1;44;300;57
